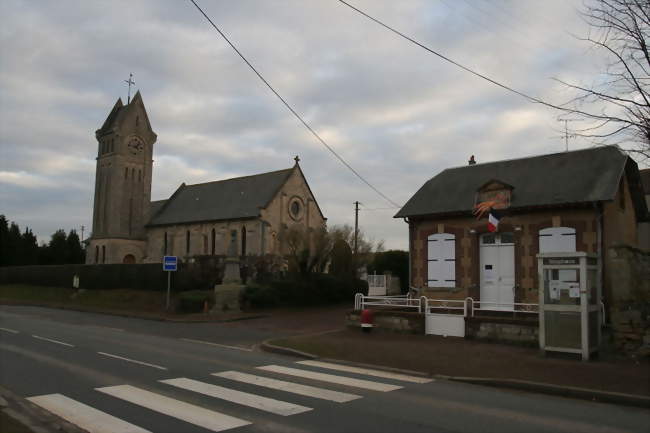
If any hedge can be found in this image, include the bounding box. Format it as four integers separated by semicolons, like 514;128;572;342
242;274;368;308
176;290;214;313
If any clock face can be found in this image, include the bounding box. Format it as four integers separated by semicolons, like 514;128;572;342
127;137;144;156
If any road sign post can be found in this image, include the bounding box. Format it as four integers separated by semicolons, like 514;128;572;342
163;256;177;310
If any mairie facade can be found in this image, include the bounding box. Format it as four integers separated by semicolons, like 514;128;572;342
395;146;648;308
87;92;326;265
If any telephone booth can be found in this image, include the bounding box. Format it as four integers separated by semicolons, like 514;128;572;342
537;252;601;360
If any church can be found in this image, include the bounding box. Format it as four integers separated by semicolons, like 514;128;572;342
86;92;327;265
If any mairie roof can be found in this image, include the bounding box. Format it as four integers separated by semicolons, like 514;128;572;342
395;146;648;220
148;168;294;226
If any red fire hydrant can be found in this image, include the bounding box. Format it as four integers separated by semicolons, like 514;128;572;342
360;309;374;333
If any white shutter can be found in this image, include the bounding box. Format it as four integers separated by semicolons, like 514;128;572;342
427;234;456;287
440;236;456;287
539;227;576;253
427;235;440;287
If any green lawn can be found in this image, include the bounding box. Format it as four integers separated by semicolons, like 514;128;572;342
0;284;168;313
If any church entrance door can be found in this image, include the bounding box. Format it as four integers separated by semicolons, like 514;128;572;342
123;254;136;264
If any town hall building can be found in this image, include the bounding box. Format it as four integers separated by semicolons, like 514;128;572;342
86;92;326;265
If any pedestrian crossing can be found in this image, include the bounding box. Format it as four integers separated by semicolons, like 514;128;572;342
27;360;432;433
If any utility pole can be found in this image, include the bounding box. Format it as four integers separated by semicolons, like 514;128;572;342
354;201;360;255
80;225;85;242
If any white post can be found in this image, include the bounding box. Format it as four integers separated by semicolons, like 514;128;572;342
580;256;589;361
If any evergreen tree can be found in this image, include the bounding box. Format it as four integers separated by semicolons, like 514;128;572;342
22;227;39;265
66;229;84;264
0;215;8;266
7;222;22;266
47;229;68;265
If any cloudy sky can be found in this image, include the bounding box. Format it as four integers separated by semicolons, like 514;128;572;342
0;0;630;249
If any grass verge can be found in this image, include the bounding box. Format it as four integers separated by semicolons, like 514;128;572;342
0;284;168;314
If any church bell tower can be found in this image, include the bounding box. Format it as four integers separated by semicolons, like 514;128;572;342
87;91;157;264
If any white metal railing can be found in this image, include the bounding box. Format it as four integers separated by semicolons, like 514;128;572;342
354;294;538;319
470;299;538;315
355;293;420;311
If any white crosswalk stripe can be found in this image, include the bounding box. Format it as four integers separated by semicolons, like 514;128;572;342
96;385;251;432
213;371;362;403
27;393;151;433
296;360;433;384
257;365;403;392
161;377;312;416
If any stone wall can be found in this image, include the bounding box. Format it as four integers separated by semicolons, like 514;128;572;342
606;245;650;358
347;310;424;334
465;317;538;346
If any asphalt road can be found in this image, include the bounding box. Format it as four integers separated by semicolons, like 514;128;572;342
0;306;648;433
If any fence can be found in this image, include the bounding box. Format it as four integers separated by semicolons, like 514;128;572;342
354;293;539;318
0;260;224;292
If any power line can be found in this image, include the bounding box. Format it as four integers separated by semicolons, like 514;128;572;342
188;0;402;209
336;0;571;113
359;206;400;211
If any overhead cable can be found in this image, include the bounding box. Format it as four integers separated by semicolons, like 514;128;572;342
188;0;402;208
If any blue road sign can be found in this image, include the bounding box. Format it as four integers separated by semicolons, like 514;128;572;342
163;256;177;271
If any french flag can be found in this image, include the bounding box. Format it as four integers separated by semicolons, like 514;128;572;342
488;209;502;232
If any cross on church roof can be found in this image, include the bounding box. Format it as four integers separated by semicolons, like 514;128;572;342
124;73;135;104
294;155;300;164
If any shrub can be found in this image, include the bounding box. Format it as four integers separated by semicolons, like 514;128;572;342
175;290;213;313
241;274;368;309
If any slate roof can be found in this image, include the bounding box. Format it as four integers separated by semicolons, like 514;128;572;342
640;168;650;196
395;146;648;220
149;200;167;218
148;168;294;226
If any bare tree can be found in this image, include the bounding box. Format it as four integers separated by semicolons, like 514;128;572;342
557;0;649;160
282;224;384;278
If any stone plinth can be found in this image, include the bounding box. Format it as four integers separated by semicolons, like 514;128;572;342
212;283;245;313
222;256;242;284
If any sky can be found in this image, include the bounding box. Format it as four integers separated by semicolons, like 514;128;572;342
0;0;631;250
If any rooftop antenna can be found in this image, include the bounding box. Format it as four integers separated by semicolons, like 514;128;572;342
124;73;135;104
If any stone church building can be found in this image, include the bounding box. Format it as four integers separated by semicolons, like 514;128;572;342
87;92;326;265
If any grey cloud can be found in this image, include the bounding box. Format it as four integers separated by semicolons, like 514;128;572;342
0;0;616;250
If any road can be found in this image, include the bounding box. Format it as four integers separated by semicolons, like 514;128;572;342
0;306;647;433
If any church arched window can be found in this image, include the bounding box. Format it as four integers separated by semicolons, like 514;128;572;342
95;245;99;263
211;228;216;255
131;168;135;180
164;232;168;255
241;226;247;256
124;167;128;179
101;245;106;264
138;170;141;182
186;230;190;254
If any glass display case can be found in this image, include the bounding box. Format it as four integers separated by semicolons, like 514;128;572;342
537;252;600;360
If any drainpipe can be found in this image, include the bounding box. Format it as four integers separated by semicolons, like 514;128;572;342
404;217;411;295
594;202;604;325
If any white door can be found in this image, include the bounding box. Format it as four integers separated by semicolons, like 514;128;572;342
480;232;515;310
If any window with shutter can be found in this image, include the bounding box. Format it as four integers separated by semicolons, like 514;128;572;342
539;227;576;253
427;233;456;287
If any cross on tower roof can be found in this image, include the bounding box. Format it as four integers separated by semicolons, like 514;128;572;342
124;73;135;104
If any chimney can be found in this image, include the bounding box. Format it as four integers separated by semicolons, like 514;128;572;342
468;155;476;165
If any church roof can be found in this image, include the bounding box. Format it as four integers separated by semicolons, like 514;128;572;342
149;199;167;217
96;91;154;137
395;146;648;220
148;168;295;226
